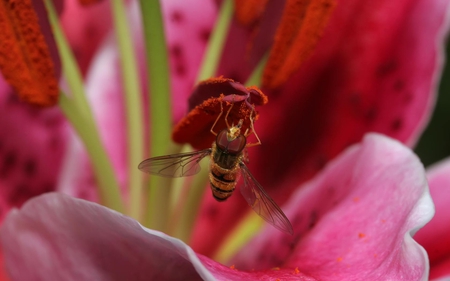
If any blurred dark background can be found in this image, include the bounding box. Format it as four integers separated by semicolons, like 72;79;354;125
415;43;450;167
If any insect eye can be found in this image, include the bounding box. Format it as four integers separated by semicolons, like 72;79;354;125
216;130;246;154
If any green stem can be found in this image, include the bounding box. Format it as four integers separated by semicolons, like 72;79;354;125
59;94;124;212
44;0;124;212
196;0;234;81
139;0;173;230
111;0;145;220
245;53;268;87
44;0;90;116
213;211;263;263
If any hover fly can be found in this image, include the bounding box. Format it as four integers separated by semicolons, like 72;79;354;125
138;101;293;235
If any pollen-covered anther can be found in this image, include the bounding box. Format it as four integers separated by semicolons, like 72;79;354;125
0;0;58;106
78;0;103;6
172;77;268;150
233;0;269;26
263;0;336;89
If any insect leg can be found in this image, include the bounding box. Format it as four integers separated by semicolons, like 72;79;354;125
210;99;225;136
245;105;262;147
224;97;235;130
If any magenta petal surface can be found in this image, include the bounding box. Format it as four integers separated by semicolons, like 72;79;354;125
0;193;316;281
0;193;210;281
232;134;433;280
415;159;450;280
0;79;67;221
162;0;218;122
193;0;450;256
60;0;113;75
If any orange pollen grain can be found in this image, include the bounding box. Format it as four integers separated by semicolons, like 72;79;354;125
233;0;269;26
352;197;360;202
0;0;58;106
336;257;343;262
229;265;236;270
358;232;366;238
263;0;336;89
294;267;300;274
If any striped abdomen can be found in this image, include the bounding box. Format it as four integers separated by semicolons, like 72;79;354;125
209;130;246;201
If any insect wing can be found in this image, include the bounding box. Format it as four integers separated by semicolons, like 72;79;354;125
239;163;293;235
138;149;211;178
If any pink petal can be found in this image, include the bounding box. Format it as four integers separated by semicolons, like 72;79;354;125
0;193;209;280
60;0;113;75
232;134;433;280
162;0;218;122
0;78;67;221
192;0;450;256
0;193;316;280
415;158;450;280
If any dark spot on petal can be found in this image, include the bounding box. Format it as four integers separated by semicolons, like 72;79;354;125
206;205;218;219
175;63;187;77
365;107;378;122
349;92;361;106
404;93;413;104
84;23;99;41
308;211;318;230
9;182;55;206
171;10;184;23
9;183;29;206
43;115;62;128
393;79;405;92
391;118;403;131
23;158;36;177
377;61;397;77
48;136;61;150
7;91;19;104
77;189;91;200
41;183;55;193
269;255;283;266
225;72;242;83
327;186;335;195
199;28;211;42
1;150;17;178
171;44;183;58
289;233;302;252
258;252;268;262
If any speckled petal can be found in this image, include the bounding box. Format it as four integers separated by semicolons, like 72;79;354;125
0;78;67;221
415;159;450;280
232;134;433;281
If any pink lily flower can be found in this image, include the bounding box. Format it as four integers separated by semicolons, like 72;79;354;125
0;134;435;280
415;159;450;280
0;0;449;279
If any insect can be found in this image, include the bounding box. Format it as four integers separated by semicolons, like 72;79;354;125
138;100;293;235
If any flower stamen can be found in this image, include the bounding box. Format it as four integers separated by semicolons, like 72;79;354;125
0;0;58;106
263;0;336;89
233;0;269;26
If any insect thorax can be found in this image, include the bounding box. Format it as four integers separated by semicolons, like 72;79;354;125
211;142;243;170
